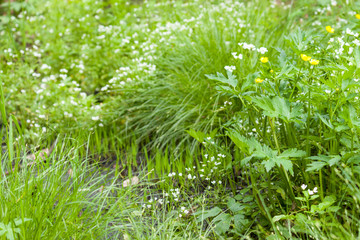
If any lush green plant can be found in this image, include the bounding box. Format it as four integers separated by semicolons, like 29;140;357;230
199;4;360;238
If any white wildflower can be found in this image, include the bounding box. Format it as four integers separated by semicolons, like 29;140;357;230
224;65;236;72
257;47;268;54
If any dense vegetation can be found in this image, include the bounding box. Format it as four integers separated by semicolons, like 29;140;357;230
2;0;360;239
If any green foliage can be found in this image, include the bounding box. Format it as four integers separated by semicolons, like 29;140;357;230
205;71;238;88
0;218;31;240
2;0;360;239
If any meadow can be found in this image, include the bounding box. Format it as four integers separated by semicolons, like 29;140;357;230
1;0;360;239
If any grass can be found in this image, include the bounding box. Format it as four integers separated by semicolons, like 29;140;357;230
2;0;360;239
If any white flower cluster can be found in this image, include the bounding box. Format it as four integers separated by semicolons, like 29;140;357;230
301;184;318;195
179;206;189;217
238;43;268;54
224;66;236;72
231;52;243;60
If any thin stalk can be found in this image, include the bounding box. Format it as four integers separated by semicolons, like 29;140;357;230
269;117;296;202
269;117;281;153
249;166;280;237
306;89;311;157
319;169;324;201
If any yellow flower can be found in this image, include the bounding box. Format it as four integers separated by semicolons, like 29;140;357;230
309;59;320;65
326;26;334;33
260;57;269;63
301;54;311;61
356;14;360;20
270;69;274;73
255;78;264;83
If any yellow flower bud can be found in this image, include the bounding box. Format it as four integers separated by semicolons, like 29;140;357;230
255;78;264;83
356;14;360;20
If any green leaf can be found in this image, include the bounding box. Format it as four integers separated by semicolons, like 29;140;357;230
272;96;291;121
226;130;261;155
5;225;14;240
241;156;253;166
214;85;237;95
234;214;249;232
252;96;301;122
307;155;341;167
353;47;360;69
311;195;336;213
276;158;294;176
284;28;312;53
241;73;257;92
276;64;295;79
252;96;277;118
316;113;334;129
197;207;222;222
205;71;238;88
328;155;341;166
328;206;341;212
349;104;360;127
186;129;205;142
0;79;7;125
279;148;306;158
227;198;244;213
263;159;276;172
272;215;287;222
347;154;360;164
318;64;348;72
213;213;232;235
277;48;288;67
306;161;327;172
13;218;32;226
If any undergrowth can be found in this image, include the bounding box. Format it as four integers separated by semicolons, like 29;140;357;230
2;0;360;239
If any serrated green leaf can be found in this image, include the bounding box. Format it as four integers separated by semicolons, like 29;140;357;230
234;214;249;232
205;71;238;88
318;64;348;71
241;73;257;92
279;148;306;158
197;207;222;222
306;161;327;172
328;155;341;166
252;96;277;118
226;130;261;155
186;129;205;142
214;85;236;95
263;159;276;172
227;198;244;213
241;156;253;166
328;206;341;212
213;213;232;235
276;158;294;175
317;113;334;129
